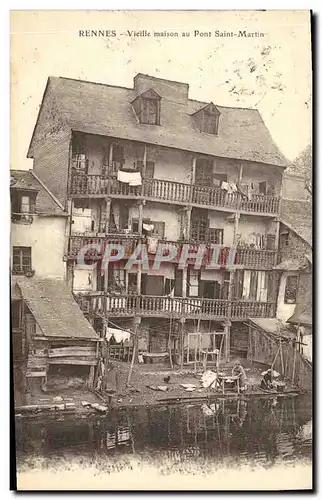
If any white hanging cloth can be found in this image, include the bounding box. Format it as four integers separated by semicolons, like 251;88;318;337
117;170;142;186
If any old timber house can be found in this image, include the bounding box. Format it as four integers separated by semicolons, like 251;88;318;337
11;73;312;386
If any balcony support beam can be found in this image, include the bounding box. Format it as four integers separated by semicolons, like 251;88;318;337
224;320;231;363
108;142;114;166
104;197;111;234
141;144;147;197
233;163;243;244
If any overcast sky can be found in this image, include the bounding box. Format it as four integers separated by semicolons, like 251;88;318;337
11;10;312;170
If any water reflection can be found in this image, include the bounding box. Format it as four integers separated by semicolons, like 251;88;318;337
16;395;312;470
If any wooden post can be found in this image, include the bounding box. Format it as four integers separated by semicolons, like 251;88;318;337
225;271;234;362
194;316;201;374
141;144;147;197
180;318;185;369
104;197;111;234
136;201;144;295
189;156;197;204
108;142;114;167
168;316;173;369
224;320;231;363
182;267;187;298
292;324;300;386
233;163;243;243
127;317;140;386
88;365;95;390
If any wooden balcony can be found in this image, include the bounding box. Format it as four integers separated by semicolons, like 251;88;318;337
68;234;276;269
235;248;276;269
70;173;280;215
67;234;139;259
240;194;280;214
75;293;275;320
144;179;191;203
192;185;238;210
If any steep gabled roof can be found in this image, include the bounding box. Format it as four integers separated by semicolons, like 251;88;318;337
280;199;312;247
10;170;66;216
191;102;220;116
27;75;289;168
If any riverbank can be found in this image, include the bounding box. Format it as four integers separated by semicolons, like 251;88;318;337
15;358;308;418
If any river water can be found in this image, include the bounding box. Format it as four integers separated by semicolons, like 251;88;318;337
15;394;312;490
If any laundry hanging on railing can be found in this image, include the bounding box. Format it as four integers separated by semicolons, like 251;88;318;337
147;236;158;254
111;204;120;230
106;326;131;343
117;170;142;186
143;223;154;232
229;183;237;193
221;181;229;191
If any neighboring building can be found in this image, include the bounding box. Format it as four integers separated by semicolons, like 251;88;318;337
11;170;67;280
10;170;99;403
275;198;312;361
26;73;289;364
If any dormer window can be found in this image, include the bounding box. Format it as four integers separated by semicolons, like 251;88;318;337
11;189;37;224
132;89;161;125
192;102;220;136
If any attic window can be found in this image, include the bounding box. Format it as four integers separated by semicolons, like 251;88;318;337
132;89;161;126
11;190;36;223
194;103;220;136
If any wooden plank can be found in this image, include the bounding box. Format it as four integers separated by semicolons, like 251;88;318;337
48;358;98;366
48;347;96;358
26;371;47;378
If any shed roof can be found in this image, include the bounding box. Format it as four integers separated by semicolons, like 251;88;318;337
28;75;289;168
10;170;66;216
274;258;308;271
288;304;312;327
17;278;99;341
249;317;295;339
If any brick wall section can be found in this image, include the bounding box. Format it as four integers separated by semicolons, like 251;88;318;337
28;80;71;208
297;272;312;310
33;127;71;209
280;230;311;263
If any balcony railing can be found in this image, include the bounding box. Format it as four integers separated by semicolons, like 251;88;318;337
240;194;280;214
68;234;140;259
70;173;280;215
68;234;277;269
75;293;275;319
235;248;276;268
144;179;191;203
192;185;238;210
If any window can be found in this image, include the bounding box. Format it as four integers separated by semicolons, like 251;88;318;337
213;173;227;186
208;228;224;245
188;269;200;297
108;267;126;291
202;112;219;135
132;89;161;126
72;153;88;173
259;181;267;195
141;99;160;125
191;212;208;241
112;145;125;164
11;191;35;223
12;247;32;275
280;233;290;249
150;221;165;239
195;158;213;185
284;275;298;304
194;103;220;135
